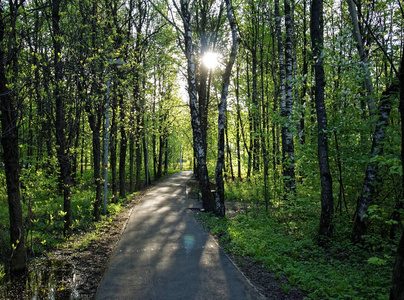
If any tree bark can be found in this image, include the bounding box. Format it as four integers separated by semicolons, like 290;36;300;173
311;0;334;238
119;95;127;199
391;229;404;300
0;2;27;272
390;50;404;299
275;0;295;195
110;91;118;203
235;66;242;179
282;0;296;194
179;0;215;213
52;0;72;236
87;111;103;221
346;0;376;117
214;0;239;217
351;83;398;243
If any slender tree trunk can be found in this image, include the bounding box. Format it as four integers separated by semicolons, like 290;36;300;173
0;3;27;272
225;114;234;181
179;0;215;213
390;48;404;300
246;55;252;179
143;133;150;186
260;27;269;211
311;0;334;238
282;0;296;194
275;0;293;194
129;134;135;192
250;44;260;172
135;132;142;190
351;83;398;243
391;229;404;300
235;66;242;179
134;66;143;191
52;0;72;236
346;0;376;117
87;113;103;221
110;90;118;203
119;95;127;198
214;0;239;217
298;0;308;145
164;138;168;174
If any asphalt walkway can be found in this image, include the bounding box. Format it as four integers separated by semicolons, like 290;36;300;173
96;171;264;299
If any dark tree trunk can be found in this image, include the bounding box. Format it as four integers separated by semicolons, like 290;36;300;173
135;133;142;190
143;134;150;186
87;112;103;221
351;83;398;243
164;138;168;175
389;32;404;300
157;122;165;179
110;91;118;203
52;0;72;236
214;0;239;217
134;67;142;191
119;95;127;199
152;137;157;179
129;134;135;192
235;66;242;179
391;229;404;300
311;0;334;238
0;3;27;272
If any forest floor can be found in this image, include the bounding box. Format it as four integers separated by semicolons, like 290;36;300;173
4;175;307;299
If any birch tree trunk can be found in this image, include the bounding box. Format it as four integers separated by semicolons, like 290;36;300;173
346;0;376;117
351;83;398;243
310;0;334;238
275;0;295;195
119;96;128;198
283;0;296;193
215;0;239;217
179;0;215;213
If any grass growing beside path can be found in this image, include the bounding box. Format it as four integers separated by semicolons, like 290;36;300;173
196;203;394;299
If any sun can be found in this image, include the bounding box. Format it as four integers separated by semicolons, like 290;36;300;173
202;52;219;69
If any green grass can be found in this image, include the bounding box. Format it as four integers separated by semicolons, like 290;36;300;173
196;180;397;299
0;168;142;258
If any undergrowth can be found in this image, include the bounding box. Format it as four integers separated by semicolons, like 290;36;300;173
196;183;396;299
0;168;135;268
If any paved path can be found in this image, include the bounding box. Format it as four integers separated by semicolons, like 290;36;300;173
96;171;264;300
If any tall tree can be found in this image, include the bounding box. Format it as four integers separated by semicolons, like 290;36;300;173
351;83;398;243
310;0;334;238
0;0;27;272
176;0;216;213
283;0;296;193
390;44;404;300
346;0;376;117
275;0;295;195
214;0;239;217
51;0;73;236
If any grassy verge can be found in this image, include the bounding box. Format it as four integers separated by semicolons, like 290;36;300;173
196;200;394;299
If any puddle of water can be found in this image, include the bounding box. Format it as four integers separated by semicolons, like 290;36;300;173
0;258;81;299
